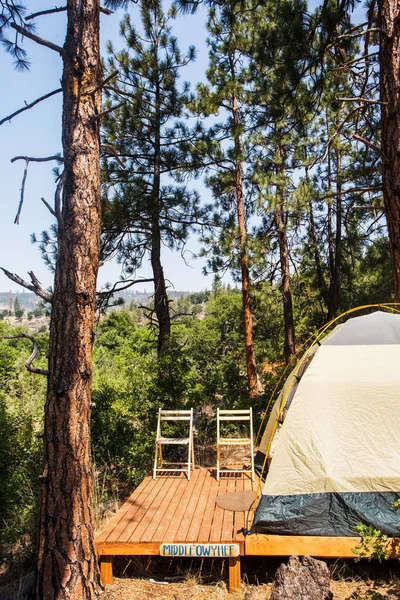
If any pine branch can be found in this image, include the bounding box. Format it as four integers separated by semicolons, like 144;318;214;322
4;333;49;376
0;88;62;126
0;268;53;303
10;23;65;55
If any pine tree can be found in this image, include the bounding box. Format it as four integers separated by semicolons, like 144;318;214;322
193;1;261;397
102;0;203;355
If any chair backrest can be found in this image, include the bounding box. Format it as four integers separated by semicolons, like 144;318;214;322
156;408;194;438
217;408;253;441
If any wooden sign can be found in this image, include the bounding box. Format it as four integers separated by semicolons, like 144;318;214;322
160;543;240;558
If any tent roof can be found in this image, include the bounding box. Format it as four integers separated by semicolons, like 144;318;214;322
325;311;400;345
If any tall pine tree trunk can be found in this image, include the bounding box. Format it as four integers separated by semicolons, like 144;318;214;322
275;203;295;362
380;0;400;301
35;1;102;598
275;139;295;362
232;93;260;398
327;147;342;321
151;70;170;356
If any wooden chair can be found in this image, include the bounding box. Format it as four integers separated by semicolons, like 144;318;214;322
216;408;255;481
153;408;195;480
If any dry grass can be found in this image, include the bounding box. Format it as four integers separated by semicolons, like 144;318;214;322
99;558;400;600
100;577;400;600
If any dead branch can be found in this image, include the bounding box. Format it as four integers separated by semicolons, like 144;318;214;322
26;5;113;19
97;278;154;297
353;133;387;161
333;52;378;70
11;155;64;164
85;70;119;96
41;197;57;218
352;205;384;209
54;171;66;227
11;156;63;224
310;106;361;167
0;268;53;303
26;6;66;20
14;159;29;224
320;186;382;202
101;144;126;168
11;23;65;55
0;89;62;126
336;97;386;105
335;27;386;40
4;333;49;376
91;102;124;122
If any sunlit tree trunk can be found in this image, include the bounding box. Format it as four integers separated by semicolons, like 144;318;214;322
232;92;260;398
380;0;400;301
35;1;103;598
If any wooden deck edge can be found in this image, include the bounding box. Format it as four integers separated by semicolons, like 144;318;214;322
96;542;160;556
96;540;245;556
244;534;400;558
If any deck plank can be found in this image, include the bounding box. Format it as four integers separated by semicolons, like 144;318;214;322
147;476;189;543
220;475;237;542
162;468;203;542
138;475;186;543
186;469;215;541
209;476;228;542
97;476;157;544
175;468;209;542
197;471;222;542
125;476;177;543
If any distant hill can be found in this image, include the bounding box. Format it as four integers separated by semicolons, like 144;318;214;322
0;291;39;312
0;288;194;312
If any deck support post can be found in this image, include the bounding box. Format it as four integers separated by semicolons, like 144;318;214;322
228;556;241;592
100;555;114;585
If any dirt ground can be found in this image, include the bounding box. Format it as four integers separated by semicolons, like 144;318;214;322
101;577;400;600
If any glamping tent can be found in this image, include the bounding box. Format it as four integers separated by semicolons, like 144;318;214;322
252;310;400;537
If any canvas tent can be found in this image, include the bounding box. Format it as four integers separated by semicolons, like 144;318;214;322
252;310;400;537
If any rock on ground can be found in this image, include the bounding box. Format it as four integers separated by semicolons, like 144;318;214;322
270;555;333;600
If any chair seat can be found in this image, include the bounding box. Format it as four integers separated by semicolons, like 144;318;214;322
156;437;190;445
219;437;252;445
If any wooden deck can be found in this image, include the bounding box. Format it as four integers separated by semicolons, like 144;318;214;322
96;468;256;590
96;468;400;592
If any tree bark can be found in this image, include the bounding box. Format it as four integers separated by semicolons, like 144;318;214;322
275;205;296;362
35;1;103;598
327;146;342;321
379;0;400;301
275;139;295;362
232;92;260;398
151;43;171;356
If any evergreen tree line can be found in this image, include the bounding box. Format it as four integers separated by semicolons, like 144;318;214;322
98;0;392;390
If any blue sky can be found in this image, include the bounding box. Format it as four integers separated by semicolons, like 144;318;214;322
0;2;218;294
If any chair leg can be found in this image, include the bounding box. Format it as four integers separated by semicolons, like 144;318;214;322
191;439;195;472
216;445;220;481
153;443;158;480
187;441;191;481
